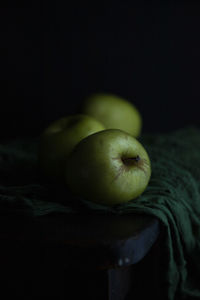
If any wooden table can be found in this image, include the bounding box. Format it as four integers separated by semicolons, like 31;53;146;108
0;213;160;299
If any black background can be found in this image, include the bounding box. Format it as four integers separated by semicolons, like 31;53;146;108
1;1;200;138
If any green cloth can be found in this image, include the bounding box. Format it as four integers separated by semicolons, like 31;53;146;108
0;126;200;299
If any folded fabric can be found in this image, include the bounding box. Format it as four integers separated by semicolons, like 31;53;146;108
0;126;200;299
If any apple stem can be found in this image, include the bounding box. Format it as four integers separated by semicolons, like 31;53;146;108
122;155;141;166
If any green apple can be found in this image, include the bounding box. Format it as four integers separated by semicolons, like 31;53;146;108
81;93;142;137
65;129;151;206
38;114;105;181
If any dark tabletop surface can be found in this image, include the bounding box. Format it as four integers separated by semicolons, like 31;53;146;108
0;213;160;269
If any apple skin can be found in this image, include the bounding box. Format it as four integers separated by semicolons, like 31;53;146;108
38;114;105;181
81;93;142;137
65;129;151;206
